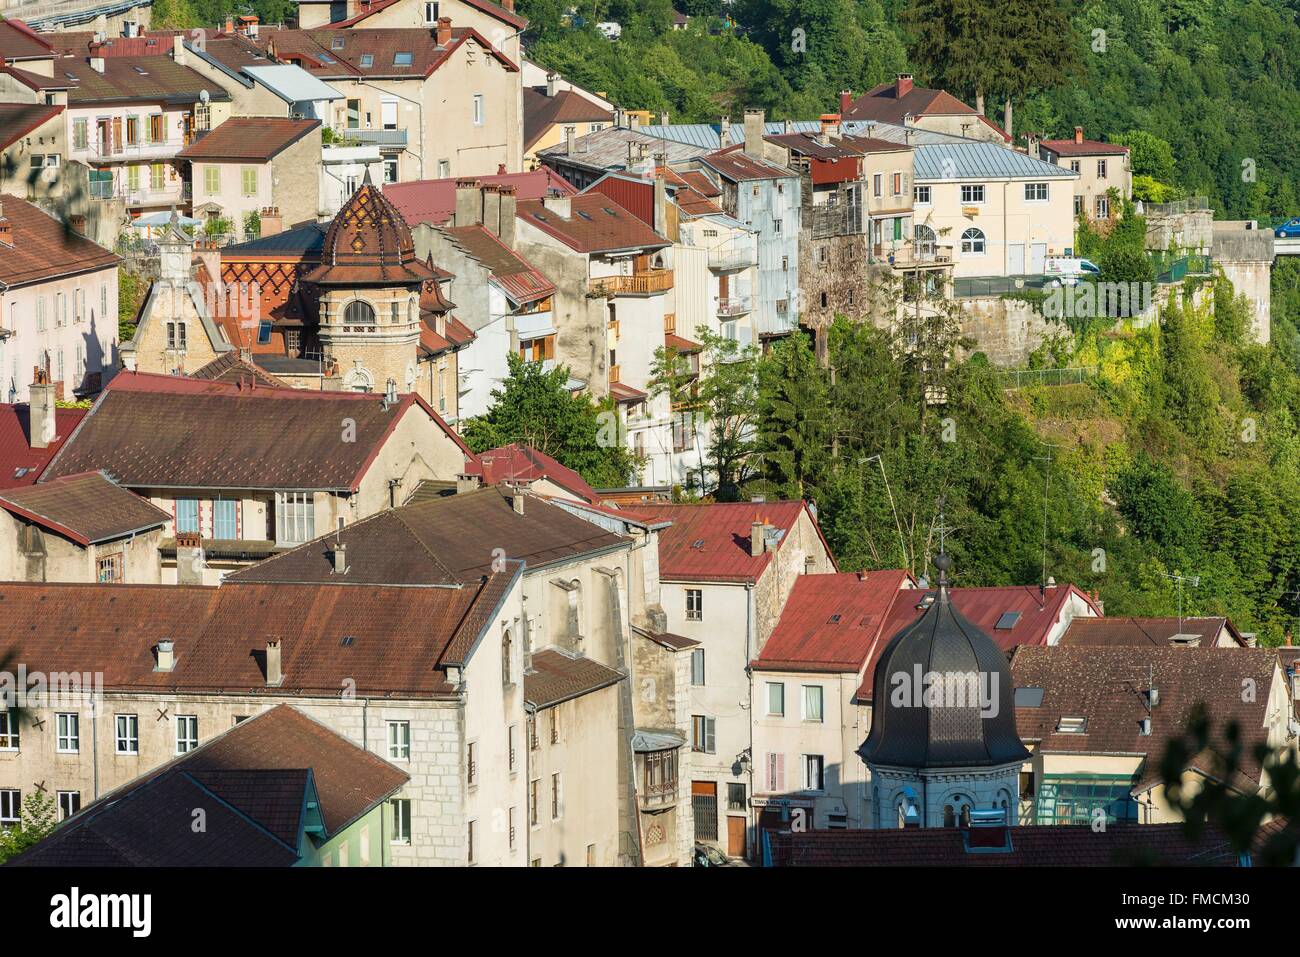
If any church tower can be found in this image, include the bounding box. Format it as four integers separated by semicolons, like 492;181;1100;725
303;177;432;394
858;552;1029;828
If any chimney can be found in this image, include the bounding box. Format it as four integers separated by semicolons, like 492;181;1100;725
247;15;259;39
332;540;348;574
266;638;283;687
895;73;913;98
496;184;517;249
0;200;11;247
1026;132;1040;160
156;640;175;672
455;178;482;226
719;116;731;148
172;33;186;66
743;109;764;160
839;90;853;113
175;532;205;584
658;111;669;125
566;125;576;156
546;72;559;97
260;206;282;236
653;168;667;237
501;0;513;9
750;519;766;557
482;184;502;237
456;473;481;494
436;16;452;47
512;488;526;515
819;113;840;139
224;17;234;35
542;193;570;218
28;375;56;449
89;43;106;74
1074;125;1084;145
69;214;86;236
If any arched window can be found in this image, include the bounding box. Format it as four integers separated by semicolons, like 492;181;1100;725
502;630;513;685
344;299;375;326
960;227;986;255
943;805;956;827
914;224;937;254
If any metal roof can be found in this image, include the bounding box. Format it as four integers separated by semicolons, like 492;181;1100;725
634;119;974;150
243;64;343;104
914;142;1078;181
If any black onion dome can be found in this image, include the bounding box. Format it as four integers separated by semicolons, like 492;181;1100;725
858;555;1029;770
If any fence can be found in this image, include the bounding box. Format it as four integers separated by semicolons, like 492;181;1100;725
1149;253;1213;284
1141;196;1210;217
999;366;1098;390
953;274;1052;298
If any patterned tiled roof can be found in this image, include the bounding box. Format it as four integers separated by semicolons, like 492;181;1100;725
302;183;435;285
0;470;169;545
524;648;624;709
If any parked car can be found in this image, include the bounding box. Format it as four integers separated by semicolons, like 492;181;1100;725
692;843;730;867
1275;218;1300;238
1044;257;1101;286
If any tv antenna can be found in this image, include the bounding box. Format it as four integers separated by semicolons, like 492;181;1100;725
1164;570;1201;634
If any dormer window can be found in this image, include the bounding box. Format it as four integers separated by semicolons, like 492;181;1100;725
394;52;413;66
331;37;345;50
360;54;374;68
1056;716;1088;734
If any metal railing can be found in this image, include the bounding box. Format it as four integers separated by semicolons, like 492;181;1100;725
589;270;674;297
332;126;407;148
717;295;752;316
953;274;1052;298
1141;196;1209;217
86;138;186;162
999;366;1098;390
707;245;757;271
1150;253;1213;283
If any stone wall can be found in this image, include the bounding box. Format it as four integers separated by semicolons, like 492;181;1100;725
1212;223;1274;345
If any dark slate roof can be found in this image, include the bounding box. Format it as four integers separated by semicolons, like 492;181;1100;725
42;371;470;492
768;823;1244;867
524;648;624;709
0;571;519;697
857;556;1030;770
1011;645;1282;790
9;705;408;866
0;470;169;545
0;193;121;288
222;220;328;257
227;487;628;586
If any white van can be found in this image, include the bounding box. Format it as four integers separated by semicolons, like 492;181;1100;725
1044;257;1100;286
597;21;622;40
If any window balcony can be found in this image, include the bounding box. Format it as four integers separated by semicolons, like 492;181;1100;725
885;244;954;269
708;245;756;271
332;126;408;149
716;296;752;317
86;138;186;163
589;270;674;297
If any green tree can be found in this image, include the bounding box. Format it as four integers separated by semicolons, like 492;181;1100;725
0;791;57;863
461;353;636;488
151;0;201;29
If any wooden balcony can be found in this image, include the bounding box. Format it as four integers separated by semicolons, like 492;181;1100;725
589;270;674;297
663;313;676;334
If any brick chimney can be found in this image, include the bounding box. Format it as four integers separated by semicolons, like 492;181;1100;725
88;42;106;74
839;90;853;113
260;206;282;236
175;531;205;584
0;199;11;247
742;109;765;160
454;178;482;226
496;184;517;249
895;73;913;98
436;16;452;47
1074;125;1084;145
224;17;234;34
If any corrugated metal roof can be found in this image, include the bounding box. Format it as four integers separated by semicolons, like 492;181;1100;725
914;142;1078;181
635;119;974;150
243;64;343;104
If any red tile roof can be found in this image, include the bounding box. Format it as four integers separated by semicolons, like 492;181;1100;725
0;63;71;92
524;648;624;709
0;403;86;488
335;0;526;30
466;443;601;504
0;572;518;698
0;470;169;545
0;19;55;60
43;370;472;492
701;145;798;183
524;87;612;151
1040;138;1129;157
769;823;1243;867
843;80;1010;141
384;168;576;227
177;117;320;162
0;103;63;151
439;224;555;304
0;194;121;288
620;500;832;583
261;27;517;79
754;570;915;672
517;193;669;254
854;582;1101;702
59;55;231;105
1059;616;1245;648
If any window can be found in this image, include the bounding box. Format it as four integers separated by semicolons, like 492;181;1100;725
502;631;513;685
213;499;237;540
57;791;80;821
394;51;414;66
773;219;782;234
1036;774;1138;825
1024;182;1049;202
0;711;18;749
175;715;199;753
391;798;411;844
764;753;785;792
766;681;785;716
423;1;439;24
914;184;930;205
508;724;517;772
97;553;123;583
56;713;79;753
274;491;315;546
1095;195;1110;219
508;806;517;850
148;113;164;143
383;155;398;184
551;773;562;820
204;165;219;195
167;320;187;350
727;782;746;811
1069;160;1080;173
127;165;140;192
388;721;410;760
960;227;986;255
802;684;824;722
892;171;903;195
960;184;986;204
150;162;164;191
873;172;882;198
467;741;477;786
115;714;139;754
642;749;677;804
685;588;702;621
241;166;258;197
548;709;559;745
690;648;705;686
36;297;45;332
257;319;272;344
0;790;18;825
803;754;825;791
472;93;485;126
73;118;88;150
175;498;199;534
343;300;375;327
529;779;539;826
1097;159;1108;178
1074;195;1084;217
529;716;539;751
691;715;715;754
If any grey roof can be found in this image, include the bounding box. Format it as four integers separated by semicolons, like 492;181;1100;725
224;221;328;256
632;729;686;752
243;65;343;105
635;119;974;150
914;142;1078;181
538;126;709;170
